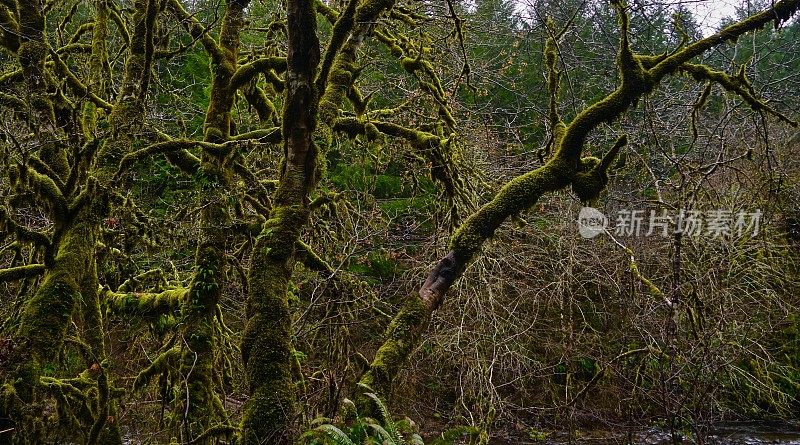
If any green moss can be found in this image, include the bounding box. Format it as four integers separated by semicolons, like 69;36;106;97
319;49;357;125
319;0;401;126
401;56;422;71
375;30;404;57
679;63;797;126
239;242;297;445
348;250;403;280
0;264;45;282
571;156;605;203
1;383;18;417
239;381;296;444
104;288;186;318
450;157;573;257
16;165;67;215
6;219;96;441
17;222;94;366
18;40;48;74
258;205;309;258
354;0;396;24
133;347;180;391
359;295;428;407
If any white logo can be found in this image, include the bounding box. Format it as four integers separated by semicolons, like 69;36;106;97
578;207;608;239
577;207;762;239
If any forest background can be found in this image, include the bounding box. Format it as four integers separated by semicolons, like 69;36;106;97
0;0;799;443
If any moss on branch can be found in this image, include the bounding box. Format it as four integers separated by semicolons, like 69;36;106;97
0;207;52;248
239;206;308;445
104;288;187;318
649;0;800;81
358;295;428;407
115;140;201;178
166;0;223;62
133;346;180;391
679;63;797;127
50;50;113;111
230;57;287;91
0;264;45;283
0;5;19;52
315;0;358;95
359;1;800;409
241;85;279;124
11;164;69;219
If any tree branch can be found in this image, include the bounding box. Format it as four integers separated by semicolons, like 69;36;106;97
0;264;46;283
230;56;287;91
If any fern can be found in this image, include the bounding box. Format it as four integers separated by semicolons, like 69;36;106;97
303;424;357;445
363;391;404;443
300;389;478;445
368;423;397;443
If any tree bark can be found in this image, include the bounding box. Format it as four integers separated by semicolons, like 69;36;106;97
239;0;320;442
177;1;251;440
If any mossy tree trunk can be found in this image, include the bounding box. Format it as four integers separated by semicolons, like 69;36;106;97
177;0;251;441
2;0;156;441
3;0;84;441
239;0;320;442
8;221;96;444
236;0;403;437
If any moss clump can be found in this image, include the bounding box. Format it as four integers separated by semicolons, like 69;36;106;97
319;48;357;125
571;156;604;203
258;205;309;258
104;288;186;318
354;0;396;24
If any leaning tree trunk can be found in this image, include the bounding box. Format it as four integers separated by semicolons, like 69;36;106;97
358;0;800;407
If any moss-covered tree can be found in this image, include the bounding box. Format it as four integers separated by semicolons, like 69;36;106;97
358;0;800;405
1;0;159;442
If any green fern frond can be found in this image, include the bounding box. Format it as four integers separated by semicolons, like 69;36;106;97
314;424;357;445
368;423;398;444
364;392;404;443
364;391;392;424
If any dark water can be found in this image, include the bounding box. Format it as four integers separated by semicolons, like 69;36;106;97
490;422;800;445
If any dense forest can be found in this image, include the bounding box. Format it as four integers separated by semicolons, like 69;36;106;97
0;0;799;443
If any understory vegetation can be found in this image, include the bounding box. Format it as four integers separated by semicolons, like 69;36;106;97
0;0;799;443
